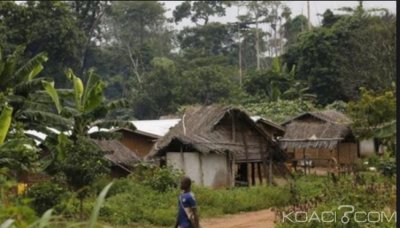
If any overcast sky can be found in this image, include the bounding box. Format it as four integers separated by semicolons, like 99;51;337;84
161;1;396;30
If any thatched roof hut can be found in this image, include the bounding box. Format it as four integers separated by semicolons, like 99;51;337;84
147;105;289;187
147;105;285;161
280;110;354;150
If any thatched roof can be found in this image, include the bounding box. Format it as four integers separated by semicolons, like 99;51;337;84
280;110;353;150
94;140;140;166
252;116;285;136
147;105;282;160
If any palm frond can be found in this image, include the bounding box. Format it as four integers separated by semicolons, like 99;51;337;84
14;52;48;81
42;81;61;114
16;110;72;128
0;50;20;88
14;78;52;96
82;69;100;104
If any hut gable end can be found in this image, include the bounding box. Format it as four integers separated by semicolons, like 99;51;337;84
280;110;354;150
147;105;279;160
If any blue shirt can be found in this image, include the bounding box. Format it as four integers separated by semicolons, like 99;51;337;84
177;192;196;228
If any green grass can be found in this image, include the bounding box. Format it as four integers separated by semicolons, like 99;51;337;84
96;180;291;226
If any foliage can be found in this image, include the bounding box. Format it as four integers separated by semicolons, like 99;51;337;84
0;1;86;87
2;181;114;228
178;65;242;106
0;136;39;172
99;178;290;226
282;15;308;49
173;1;231;25
129;163;183;192
284;7;396;104
0;169;38;227
373;153;397;177
178;22;236;57
26;181;67;215
244;57;314;102
131;57;181;119
242;98;317;123
0;104;13;144
48;136;109;199
347;88;396;145
277;173;396;228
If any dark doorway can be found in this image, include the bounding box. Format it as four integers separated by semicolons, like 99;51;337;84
235;163;248;186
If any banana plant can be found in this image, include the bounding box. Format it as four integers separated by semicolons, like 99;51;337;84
0;46;70;137
0;104;39;171
43;68;135;143
0;104;13;144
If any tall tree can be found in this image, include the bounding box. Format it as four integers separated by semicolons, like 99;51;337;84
102;1;172;85
283;7;395;104
67;1;111;75
173;1;231;25
0;1;86;88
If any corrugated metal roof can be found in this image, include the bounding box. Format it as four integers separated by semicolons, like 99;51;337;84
130;119;181;137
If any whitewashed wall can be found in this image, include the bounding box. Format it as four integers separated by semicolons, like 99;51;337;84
359;139;376;157
166;152;230;188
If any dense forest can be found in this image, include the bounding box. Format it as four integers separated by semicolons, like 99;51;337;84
0;1;395;120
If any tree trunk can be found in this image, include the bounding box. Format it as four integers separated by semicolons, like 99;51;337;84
255;19;260;70
237;6;243;87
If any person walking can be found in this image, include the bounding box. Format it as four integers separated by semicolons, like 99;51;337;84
175;177;200;228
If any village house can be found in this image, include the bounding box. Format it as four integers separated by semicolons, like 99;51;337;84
146;105;289;188
279;110;360;170
112;119;180;158
95;139;141;177
113;117;283;160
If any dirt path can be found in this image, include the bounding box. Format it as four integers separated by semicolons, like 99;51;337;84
200;209;277;228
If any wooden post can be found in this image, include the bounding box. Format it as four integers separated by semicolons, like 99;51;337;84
251;163;256;185
259;137;268;185
258;163;263;184
247;163;252;186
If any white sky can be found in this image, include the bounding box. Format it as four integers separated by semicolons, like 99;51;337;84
161;1;397;30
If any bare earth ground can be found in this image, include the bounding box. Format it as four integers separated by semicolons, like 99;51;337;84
200;209;276;228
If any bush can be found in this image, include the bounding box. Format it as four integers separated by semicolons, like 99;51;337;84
0;171;37;226
378;158;396;177
130;163;183;192
27;181;68;215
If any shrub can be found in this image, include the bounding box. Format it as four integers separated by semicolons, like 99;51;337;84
130;163;183;192
27;181;68;215
379;159;396;177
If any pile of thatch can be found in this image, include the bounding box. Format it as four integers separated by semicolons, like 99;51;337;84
95;139;140;166
280;110;353;150
147;105;285;161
